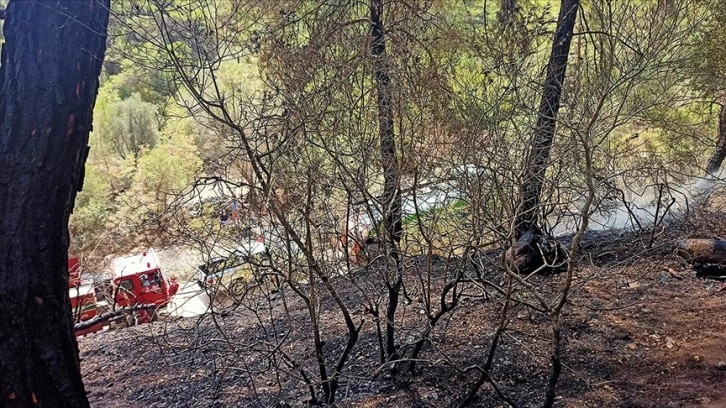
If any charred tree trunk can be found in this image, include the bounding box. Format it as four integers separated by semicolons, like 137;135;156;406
371;0;403;363
498;0;518;23
515;0;579;239
0;1;109;407
706;102;726;176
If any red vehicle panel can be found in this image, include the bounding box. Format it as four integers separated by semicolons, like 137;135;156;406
112;249;179;323
69;283;103;336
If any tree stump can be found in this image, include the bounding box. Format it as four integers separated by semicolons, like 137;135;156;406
504;230;566;275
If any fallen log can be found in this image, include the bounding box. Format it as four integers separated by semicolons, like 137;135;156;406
676;239;726;266
74;303;157;331
676;239;726;278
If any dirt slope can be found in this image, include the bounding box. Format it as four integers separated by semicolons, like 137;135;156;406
78;213;726;408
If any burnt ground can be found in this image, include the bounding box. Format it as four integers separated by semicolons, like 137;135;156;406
78;211;726;408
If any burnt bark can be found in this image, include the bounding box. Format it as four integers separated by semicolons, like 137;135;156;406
515;0;579;238
0;1;109;407
498;0;518;23
542;317;563;408
371;0;404;364
706;103;726;176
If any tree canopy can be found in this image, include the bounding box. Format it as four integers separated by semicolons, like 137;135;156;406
4;0;722;406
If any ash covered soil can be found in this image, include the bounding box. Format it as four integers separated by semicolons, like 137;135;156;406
79;212;726;408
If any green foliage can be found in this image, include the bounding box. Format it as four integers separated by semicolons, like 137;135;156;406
96;93;159;160
136;126;201;195
693;1;726;94
114;121;202;225
72;67;203;252
69;167;112;249
68;0;724;256
105;59;176;106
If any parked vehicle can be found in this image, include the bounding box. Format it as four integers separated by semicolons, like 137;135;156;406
68;257;104;336
343;183;464;250
196;242;267;297
112;249;179;324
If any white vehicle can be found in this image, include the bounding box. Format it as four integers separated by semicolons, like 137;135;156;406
167;281;211;318
351;183;464;234
196;242;268;296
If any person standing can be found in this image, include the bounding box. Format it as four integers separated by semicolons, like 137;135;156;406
230;197;241;226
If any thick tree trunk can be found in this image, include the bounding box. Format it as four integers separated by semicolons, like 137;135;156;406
0;1;109;407
515;0;579;239
371;0;403;362
498;0;517;23
706;103;726;176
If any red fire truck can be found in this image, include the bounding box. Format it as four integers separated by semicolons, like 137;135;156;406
112;249;179;324
68;257;104;336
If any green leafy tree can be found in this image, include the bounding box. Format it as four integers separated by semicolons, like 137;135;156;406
69;167;112;249
115;121;202;225
697;2;726;174
104;58;176;106
97;93;159;160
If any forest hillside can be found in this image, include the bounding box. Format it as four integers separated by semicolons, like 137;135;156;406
4;0;726;406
